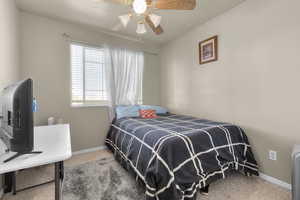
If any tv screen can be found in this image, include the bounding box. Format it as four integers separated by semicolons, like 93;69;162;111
0;79;34;155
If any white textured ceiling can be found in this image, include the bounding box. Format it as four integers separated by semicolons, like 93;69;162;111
16;0;245;44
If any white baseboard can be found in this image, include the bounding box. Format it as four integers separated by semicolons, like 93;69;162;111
72;145;107;156
259;172;291;190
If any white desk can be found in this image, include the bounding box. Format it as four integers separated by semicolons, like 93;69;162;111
0;124;72;200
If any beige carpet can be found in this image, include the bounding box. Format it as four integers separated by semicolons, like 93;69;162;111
2;149;291;200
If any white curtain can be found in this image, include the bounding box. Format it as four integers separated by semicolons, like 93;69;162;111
104;47;144;120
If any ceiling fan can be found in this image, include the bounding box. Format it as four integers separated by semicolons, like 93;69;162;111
95;0;196;35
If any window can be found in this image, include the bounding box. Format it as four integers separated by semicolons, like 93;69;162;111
71;44;107;107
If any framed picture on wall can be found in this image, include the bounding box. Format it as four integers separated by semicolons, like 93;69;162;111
199;35;218;65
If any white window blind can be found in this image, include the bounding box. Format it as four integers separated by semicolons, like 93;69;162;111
71;44;107;106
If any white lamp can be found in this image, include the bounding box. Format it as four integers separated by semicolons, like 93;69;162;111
149;14;161;28
136;22;147;34
133;0;147;14
118;14;131;27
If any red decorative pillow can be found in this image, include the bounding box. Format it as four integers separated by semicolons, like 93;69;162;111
139;109;158;119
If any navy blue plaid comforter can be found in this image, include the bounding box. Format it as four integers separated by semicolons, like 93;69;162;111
106;114;258;200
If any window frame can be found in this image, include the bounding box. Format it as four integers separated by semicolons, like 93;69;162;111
70;42;109;108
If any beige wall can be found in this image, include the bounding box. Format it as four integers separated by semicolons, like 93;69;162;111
160;0;300;183
0;0;19;194
19;12;161;152
0;0;19;88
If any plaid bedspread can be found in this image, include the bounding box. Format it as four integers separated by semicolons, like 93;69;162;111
106;114;258;200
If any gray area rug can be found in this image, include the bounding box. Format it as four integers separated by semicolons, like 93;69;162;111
62;157;291;200
62;158;145;200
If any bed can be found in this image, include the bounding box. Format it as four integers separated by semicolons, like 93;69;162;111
106;114;258;200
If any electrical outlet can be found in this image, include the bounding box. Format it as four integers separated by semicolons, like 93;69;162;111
269;150;277;161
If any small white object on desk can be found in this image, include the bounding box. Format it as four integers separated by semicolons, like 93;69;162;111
0;124;72;200
48;117;55;125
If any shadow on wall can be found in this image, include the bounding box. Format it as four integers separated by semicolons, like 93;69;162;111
243;126;293;183
34;104;111;152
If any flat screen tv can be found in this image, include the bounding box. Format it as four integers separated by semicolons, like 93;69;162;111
0;79;41;163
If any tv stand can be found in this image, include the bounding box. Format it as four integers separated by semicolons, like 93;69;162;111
3;151;43;163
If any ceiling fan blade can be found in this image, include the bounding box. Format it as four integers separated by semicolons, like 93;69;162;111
148;0;196;10
145;16;163;35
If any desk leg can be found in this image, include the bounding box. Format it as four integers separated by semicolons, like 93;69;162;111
55;161;64;200
12;172;16;195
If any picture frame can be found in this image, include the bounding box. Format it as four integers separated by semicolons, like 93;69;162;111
199;35;218;65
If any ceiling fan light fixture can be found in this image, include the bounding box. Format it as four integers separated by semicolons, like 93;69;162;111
132;0;147;14
136;22;147;34
118;14;131;27
149;13;162;28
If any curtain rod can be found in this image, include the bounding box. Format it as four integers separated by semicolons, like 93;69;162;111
62;33;159;56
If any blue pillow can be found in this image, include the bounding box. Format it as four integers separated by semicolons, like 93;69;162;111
115;105;140;119
139;105;168;114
